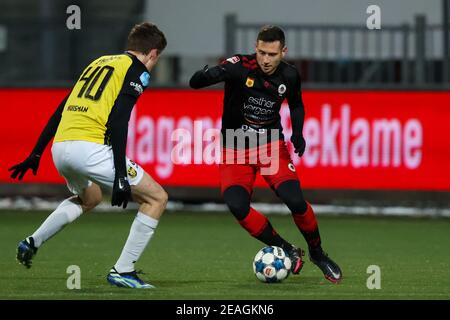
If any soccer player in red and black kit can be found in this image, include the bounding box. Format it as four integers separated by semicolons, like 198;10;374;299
190;25;342;283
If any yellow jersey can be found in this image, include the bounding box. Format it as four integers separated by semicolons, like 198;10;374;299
54;53;150;144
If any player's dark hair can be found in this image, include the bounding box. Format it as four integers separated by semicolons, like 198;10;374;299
126;22;167;55
257;25;285;48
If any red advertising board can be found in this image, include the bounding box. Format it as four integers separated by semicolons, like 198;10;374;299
1;89;449;190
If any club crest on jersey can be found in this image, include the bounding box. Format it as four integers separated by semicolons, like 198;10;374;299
226;56;240;64
139;72;150;87
278;84;286;95
246;77;255;87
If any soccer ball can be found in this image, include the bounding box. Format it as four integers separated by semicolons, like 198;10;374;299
253;246;292;283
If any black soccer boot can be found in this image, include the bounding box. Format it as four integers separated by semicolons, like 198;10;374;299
309;248;342;283
284;245;305;275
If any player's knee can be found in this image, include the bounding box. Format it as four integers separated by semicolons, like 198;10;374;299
79;195;101;212
226;200;250;220
148;188;168;211
276;180;307;214
286;196;307;215
79;184;102;213
157;189;169;209
223;186;251;220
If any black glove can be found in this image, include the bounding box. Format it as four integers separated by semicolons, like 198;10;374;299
8;153;41;180
291;134;306;157
112;176;131;209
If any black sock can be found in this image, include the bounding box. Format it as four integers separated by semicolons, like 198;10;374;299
254;221;291;249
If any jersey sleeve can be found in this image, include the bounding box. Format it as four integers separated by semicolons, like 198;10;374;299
108;94;136;178
189;54;243;88
286;68;305;110
31;93;70;156
286;68;306;138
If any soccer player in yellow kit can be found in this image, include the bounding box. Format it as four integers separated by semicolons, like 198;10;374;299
9;22;167;288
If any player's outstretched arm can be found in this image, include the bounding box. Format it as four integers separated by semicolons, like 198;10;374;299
189;65;227;89
9;95;69;180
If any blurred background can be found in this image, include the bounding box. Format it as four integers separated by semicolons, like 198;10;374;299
1;0;450;88
1;0;449;216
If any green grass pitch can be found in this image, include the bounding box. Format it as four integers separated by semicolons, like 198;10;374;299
0;210;449;299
